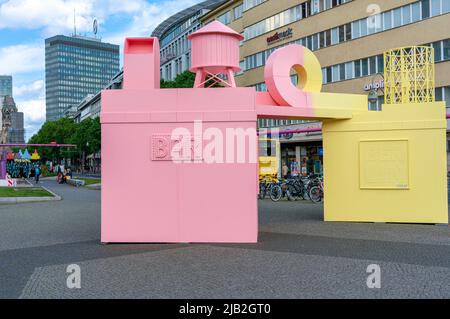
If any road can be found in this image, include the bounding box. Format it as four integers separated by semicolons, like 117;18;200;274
0;179;449;298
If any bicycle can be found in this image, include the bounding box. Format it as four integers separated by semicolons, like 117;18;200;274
259;175;278;200
309;177;324;203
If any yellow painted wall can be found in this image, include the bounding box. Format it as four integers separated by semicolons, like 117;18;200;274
323;102;448;224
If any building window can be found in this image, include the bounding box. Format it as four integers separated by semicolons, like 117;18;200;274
345;23;352;40
445;87;450;107
354;60;361;78
431;0;441;16
325;29;331;46
217;11;231;25
422;0;431;19
352;21;360;38
436;87;443;101
433;41;442;61
361;58;369;76
244;0;348;40
345;62;354;80
444;0;450;13
369;56;377;74
402;5;412;24
377;55;384;74
338;25;345;43
360;19;368;36
368;14;377;34
393;8;402;28
312;34;319;50
319;31;325;48
332;65;339;82
412;2;421;21
243;0;266;11
326;67;332;83
331;27;339;45
234;4;243;19
443;39;450;60
339;63;345;81
185;52;191;70
383;11;392;30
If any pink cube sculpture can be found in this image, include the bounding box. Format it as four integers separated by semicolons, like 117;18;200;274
101;21;353;244
101;23;258;243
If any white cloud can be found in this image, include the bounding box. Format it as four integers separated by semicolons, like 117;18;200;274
0;0;205;140
12;80;46;140
105;0;200;42
0;0;171;36
0;43;44;74
17;96;46;140
14;79;44;98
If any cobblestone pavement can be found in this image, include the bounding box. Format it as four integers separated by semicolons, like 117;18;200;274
0;180;449;298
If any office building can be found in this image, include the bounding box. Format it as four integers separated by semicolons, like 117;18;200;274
201;0;450;174
0;75;12;101
45;35;120;121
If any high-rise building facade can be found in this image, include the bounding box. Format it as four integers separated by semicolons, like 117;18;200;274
9;111;25;144
0;75;12;101
152;0;227;81
45;35;120;122
201;0;450;174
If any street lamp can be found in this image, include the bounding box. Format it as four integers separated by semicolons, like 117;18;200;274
368;72;385;110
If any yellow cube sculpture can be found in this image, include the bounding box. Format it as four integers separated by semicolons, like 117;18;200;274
261;44;447;224
323;46;448;224
323;102;448;224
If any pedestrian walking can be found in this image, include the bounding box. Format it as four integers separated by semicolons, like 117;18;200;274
282;162;289;179
35;165;41;184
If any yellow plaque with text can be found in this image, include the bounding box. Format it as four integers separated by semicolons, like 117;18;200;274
359;140;409;189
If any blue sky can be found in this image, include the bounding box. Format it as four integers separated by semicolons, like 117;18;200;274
0;0;203;141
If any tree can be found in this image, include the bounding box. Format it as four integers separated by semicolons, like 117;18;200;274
160;70;223;88
86;117;101;154
28;117;77;162
161;71;196;88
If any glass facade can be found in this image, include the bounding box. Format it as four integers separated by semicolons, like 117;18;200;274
159;18;201;81
45;35;119;122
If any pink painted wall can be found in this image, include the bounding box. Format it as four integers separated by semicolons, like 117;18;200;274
101;38;258;243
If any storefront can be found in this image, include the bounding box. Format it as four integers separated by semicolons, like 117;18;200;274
281;141;323;177
277;122;323;178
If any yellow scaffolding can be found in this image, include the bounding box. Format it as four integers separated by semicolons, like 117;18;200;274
384;46;435;104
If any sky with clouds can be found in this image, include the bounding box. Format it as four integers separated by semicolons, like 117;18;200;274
0;0;203;141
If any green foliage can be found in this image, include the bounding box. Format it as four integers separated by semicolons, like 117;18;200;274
67;117;101;157
28;117;77;162
160;71;196;88
160;70;223;88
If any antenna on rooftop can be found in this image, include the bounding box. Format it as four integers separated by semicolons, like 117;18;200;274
73;8;77;36
93;18;98;38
